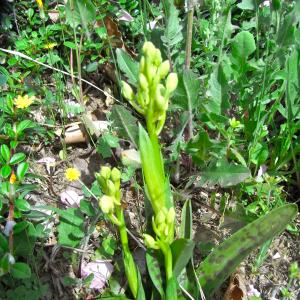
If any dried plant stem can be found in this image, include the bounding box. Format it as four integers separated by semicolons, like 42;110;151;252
185;0;195;142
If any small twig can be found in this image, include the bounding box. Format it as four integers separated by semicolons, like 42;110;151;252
179;283;195;300
12;4;20;36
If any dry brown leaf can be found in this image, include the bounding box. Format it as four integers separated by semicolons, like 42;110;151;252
224;271;248;300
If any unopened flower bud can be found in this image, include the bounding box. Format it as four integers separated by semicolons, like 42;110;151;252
100;166;111;179
153;49;162;66
139;73;148;91
164;225;169;237
158;60;170;79
229;117;241;129
106;180;116;196
166;73;178;93
111;167;121;182
143;41;155;56
166;207;176;224
139;56;145;73
146;65;157;83
99;195;114;214
158;223;166;235
155;84;167;111
155;210;166;225
121;81;134;101
143;234;159;249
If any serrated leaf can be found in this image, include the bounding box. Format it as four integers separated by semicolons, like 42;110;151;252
57;208;85;247
161;0;183;57
173;69;200;111
97;133;120;159
116;49;139;86
110;105;139;147
197;204;298;297
199;160;251;187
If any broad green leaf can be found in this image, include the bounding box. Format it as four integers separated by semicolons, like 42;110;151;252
64;41;77;49
97;133;120;159
237;0;257;10
17;162;29;181
206;64;230;115
16;120;35;135
0;233;8;252
199;160;251;187
0;165;11;178
116;49;139;86
166;276;178;300
136;268;146;300
15;198;31;211
10;152;26;165
0;144;10;162
186;130;213;163
111;105;139;147
139;125;166;214
171;238;195;277
146;251;165;298
13;221;29;234
277;2;300;48
65;0;96;29
173;70;200;111
231;31;256;71
57;208;85;247
197;204;298;297
14;222;37;257
80;199;95;217
11;262;31;279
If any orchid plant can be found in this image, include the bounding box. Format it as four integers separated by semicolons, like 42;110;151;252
96;42;298;300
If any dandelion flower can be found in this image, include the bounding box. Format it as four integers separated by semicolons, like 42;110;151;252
65;167;80;181
36;0;43;9
14;95;35;109
44;42;57;50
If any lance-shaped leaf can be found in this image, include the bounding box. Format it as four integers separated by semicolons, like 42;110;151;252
116;49;139;86
197;204;298;298
139;124;166;214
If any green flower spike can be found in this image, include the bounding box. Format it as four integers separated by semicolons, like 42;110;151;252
121;41;178;137
96;166;138;298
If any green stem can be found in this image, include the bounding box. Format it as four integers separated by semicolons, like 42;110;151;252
159;241;173;281
116;207;138;298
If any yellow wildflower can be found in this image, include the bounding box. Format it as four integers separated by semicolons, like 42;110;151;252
36;0;43;9
14;95;35;109
65;168;80;181
9;172;17;184
43;43;58;50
